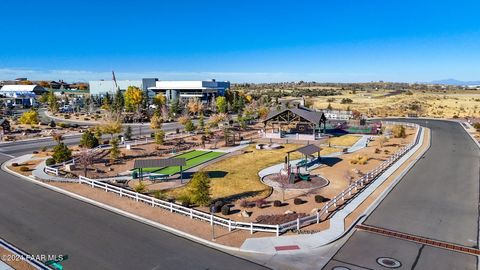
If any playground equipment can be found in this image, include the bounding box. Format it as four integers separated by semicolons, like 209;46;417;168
281;144;321;183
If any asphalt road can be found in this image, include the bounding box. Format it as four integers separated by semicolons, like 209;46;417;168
0;154;269;270
324;119;480;269
0;122;183;157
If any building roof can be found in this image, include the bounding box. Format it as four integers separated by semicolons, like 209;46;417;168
0;85;45;92
264;106;326;125
133;158;186;169
288;144;321;156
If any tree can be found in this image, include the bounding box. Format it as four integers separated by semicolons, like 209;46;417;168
49;120;56;128
188;171;211;206
150;112;163;130
216;96;227;113
153;93;166;107
100;121;122;140
187;98;203;116
18;80;33;85
39;92;49;103
109;138;120;163
78;149;95;177
124;86;144;112
80;130;99;148
198;114;205;131
184;119;196;132
169;98;180;117
101;94;112;111
52;142;72;163
39;81;50;88
327;103;333;110
124;126;132;140
257;106;269;119
19;109;39;125
154;130;165;145
47;90;59;113
112;89;124;113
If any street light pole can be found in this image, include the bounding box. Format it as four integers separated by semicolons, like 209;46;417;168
211;205;216;241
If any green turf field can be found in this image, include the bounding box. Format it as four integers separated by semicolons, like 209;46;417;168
134;150;225;175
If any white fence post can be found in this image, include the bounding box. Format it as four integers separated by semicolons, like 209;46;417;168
210;214;213;225
250;222;253;234
151;197;154;207
316;211;320;223
170;202;173;212
276;225;280;236
190;209;193;219
296;218;300;230
228;220;231;231
135;193;138;202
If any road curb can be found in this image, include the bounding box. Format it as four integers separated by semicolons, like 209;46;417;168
1;162;260;256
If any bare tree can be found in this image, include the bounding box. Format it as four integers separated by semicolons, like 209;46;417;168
78;149;95;177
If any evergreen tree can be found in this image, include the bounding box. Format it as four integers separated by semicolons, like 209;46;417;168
52;142;72;163
188;171;211;206
80;130;99;148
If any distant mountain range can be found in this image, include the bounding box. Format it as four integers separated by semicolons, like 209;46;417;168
429;79;480;86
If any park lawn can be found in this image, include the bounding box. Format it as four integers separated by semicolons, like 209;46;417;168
154;151;225;175
328;135;361;147
165;144;341;201
134;150;208;173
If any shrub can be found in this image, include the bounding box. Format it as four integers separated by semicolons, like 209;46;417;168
473;122;480;130
11;162;19;167
255;199;267;208
84;118;90;121
374;148;381;154
19;166;29;172
384;149;390;154
392;125;406;138
103;140;109;145
315;195;326;203
293;198;303;205
240;199;249;208
221;205;230;215
133;181;147;193
32;151;38;154
41;146;48;152
273;200;282;207
178;194;192;207
58;122;70;128
340;98;353;104
350;154;368;165
45;158;55;166
152;190;166;200
64;115;71;119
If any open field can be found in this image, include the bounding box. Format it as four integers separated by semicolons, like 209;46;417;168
307;89;480;118
327;134;361;147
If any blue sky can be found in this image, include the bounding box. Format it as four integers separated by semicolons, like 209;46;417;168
1;0;479;82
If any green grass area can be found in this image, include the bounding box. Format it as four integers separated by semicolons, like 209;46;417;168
135;150;225;175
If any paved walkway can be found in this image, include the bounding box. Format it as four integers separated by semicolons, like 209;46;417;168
241;129;424;254
258;135;372;179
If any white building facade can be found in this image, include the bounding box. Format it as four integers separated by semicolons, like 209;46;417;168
0;85;46;107
148;79;230;101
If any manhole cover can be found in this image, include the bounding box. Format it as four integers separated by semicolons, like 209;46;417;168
377;257;402;268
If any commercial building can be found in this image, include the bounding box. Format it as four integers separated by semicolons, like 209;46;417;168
148;79;230;101
0;85;46;107
88;80;143;96
88;78;230;102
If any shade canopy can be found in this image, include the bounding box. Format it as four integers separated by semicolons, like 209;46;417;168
288;144;321;156
133;158;186;169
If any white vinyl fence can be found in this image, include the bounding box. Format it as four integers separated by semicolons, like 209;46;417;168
77;122;421;235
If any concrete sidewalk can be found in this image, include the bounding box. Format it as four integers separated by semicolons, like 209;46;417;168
242;128;425;254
